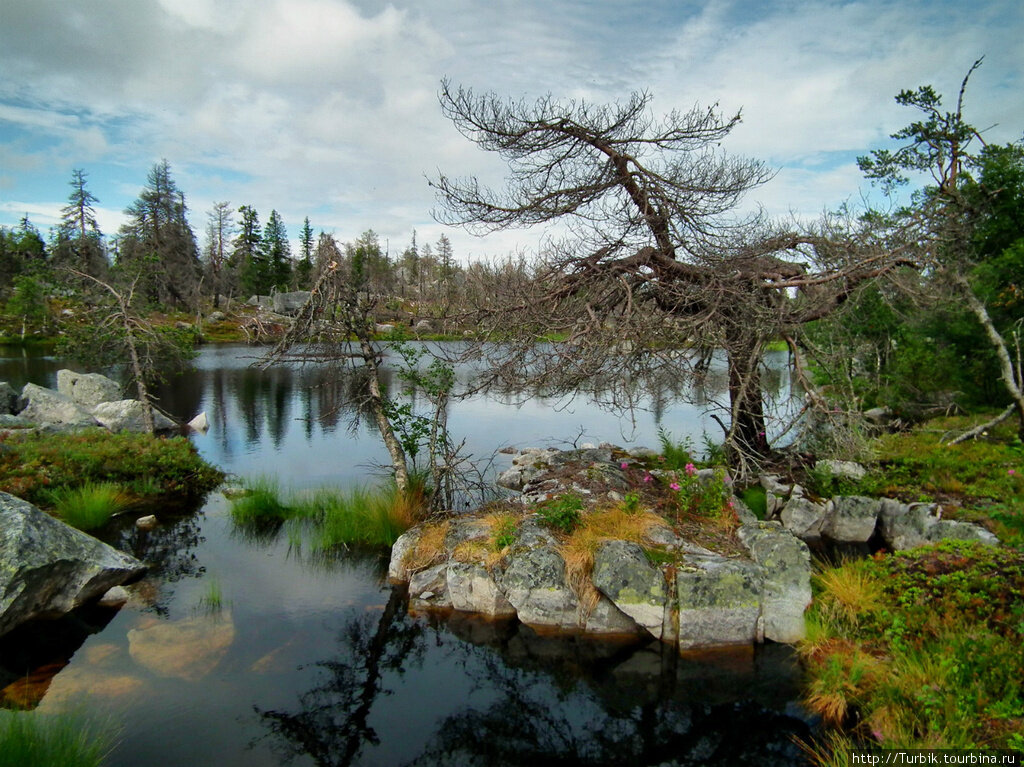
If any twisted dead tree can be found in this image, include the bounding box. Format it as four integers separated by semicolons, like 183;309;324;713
433;84;915;473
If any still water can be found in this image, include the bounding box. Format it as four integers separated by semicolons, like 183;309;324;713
0;344;812;766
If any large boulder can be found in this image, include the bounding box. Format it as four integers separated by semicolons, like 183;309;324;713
737;523;812;643
272;291;311;316
879;500;999;550
18;383;98;429
90;400;177;433
822;495;882;543
499;544;581;630
779;493;830;540
0;493;146;637
0;382;18;414
56;370;121;408
447;562;517;617
676;555;763;649
592;540;668;640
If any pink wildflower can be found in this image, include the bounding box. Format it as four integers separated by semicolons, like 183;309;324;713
723;475;732;483
620;461;629;470
642;474;653;483
1009;469;1016;476
670;482;681;491
684;463;697;476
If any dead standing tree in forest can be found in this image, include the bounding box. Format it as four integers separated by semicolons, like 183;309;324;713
432;84;915;473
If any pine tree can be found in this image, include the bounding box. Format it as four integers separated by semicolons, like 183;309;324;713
53;169;107;279
263;210;292;292
234;205;267;296
203;201;234;308
295;216;314;289
116;160;201;308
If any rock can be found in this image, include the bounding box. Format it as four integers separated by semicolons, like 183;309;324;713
127;613;235;681
135;515;158;530
496;467;526;491
779;495;830;540
56;370;121;407
447;562;517;617
737;524;812;643
18;383;98;428
246;295;274;309
863;406;894;426
676;555;763;649
500;544;580;630
815;459;868;482
408;563;451;608
879;500;999;550
0;414;33;429
174;321;192;330
822;496;881;543
388;527;423;581
0;492;146;637
206;311;227;323
592;540;668;639
96;585;131;608
272;291;311;315
375;323;395;334
0;382;17;414
90;400;177;433
414;319;436;332
187;411;209;432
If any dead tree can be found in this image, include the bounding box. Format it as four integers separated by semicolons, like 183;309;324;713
433;84;914;471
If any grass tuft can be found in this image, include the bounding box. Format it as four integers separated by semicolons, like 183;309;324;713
0;709;118;767
46;481;132;531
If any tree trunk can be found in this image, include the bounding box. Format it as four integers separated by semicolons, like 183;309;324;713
954;273;1024;438
725;337;770;464
359;338;410;493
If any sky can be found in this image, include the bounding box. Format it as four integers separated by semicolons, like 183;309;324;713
1;0;1022;263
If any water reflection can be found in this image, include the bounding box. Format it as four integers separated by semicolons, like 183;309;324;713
255;584;810;767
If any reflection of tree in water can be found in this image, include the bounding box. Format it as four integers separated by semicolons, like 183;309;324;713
101;509;207;615
254;591;809;767
255;587;425;766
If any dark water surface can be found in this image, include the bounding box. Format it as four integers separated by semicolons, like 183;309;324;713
0;344;812;766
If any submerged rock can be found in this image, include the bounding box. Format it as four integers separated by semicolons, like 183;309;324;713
127;613;235;681
0;492;146;637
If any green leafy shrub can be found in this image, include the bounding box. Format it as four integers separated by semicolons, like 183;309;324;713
0;431;223;509
536;493;584;534
656;428;694;471
492;515;518;550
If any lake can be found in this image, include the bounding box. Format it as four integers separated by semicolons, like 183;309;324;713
0;343;812;766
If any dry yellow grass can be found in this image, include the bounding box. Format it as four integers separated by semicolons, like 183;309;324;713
559;505;669;617
813;561;883;628
402;521;450;572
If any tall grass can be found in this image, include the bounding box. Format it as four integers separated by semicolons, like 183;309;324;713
656;427;694;471
0;709;118;767
46;482;132;531
228;477;424;549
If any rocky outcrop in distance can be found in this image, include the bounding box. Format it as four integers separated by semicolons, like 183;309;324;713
0;370;181;435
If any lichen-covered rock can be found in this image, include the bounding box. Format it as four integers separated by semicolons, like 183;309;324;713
737;523;812;643
271;291;311;316
500;544;580;630
592;540;668;639
56;370;122;407
779;494;830;540
447;562;516;617
17;383;98;429
388;527;423;581
408;563;451;609
815;459;868;482
822;495;881;543
879;500;999;550
0;382;18;414
0;492;146;637
90;400;177;433
676;555;763;649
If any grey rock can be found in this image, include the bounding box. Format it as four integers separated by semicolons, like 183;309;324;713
388;527;423;581
879;500;999;549
779;495;830;539
408;564;451;608
592;540;668;639
18;383;98;428
823;496;881;543
815;459;868;482
414;319;436;332
0;492;146;636
737;524;812;643
0;414;33;429
582;595;643;636
676;555;763;649
57;370;122;407
91;400;177;433
97;585;131;608
187;411;209;432
496;467;526;490
272;291;311;316
928;519;1000;545
246;295;274;309
135;515;158;530
0;382;17;414
500;544;579;630
375;323;395;334
447;562;516;617
863;406;894;425
206;311;227;323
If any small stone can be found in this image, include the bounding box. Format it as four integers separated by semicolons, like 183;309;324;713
136;515;158;530
187;411;209;432
97;585;130;608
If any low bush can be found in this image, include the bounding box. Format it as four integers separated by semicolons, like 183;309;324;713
536;493;584;534
45;481;132;531
0;431;223;510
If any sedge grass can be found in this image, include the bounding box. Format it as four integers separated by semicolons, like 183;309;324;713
0;709;118;767
46;481;132;531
